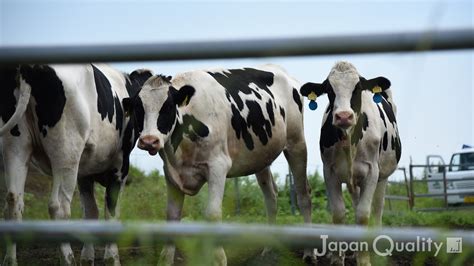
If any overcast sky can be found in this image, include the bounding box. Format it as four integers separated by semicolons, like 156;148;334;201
1;0;472;181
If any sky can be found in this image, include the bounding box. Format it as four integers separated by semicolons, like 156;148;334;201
1;0;473;182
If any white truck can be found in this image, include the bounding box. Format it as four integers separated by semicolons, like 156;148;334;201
426;146;474;205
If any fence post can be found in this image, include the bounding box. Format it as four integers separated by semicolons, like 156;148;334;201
409;164;414;210
0;139;4;215
442;167;448;209
288;167;297;216
234;177;240;216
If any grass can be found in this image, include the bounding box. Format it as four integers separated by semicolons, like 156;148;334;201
1;166;474;265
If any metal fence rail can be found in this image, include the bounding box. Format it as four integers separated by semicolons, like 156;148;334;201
1;221;473;249
0;29;473;65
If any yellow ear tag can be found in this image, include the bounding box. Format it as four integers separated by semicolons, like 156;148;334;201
372;86;382;94
308;91;317;101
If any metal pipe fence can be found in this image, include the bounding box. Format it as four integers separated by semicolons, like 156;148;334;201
1;221;473;249
409;163;474;211
0;29;473;65
1;28;474;260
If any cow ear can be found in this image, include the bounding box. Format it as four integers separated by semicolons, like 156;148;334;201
300;80;327;111
360;76;391;91
360;76;391;104
122;97;132;117
170;85;196;107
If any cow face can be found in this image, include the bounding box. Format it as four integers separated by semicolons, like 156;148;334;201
123;75;195;155
300;62;390;131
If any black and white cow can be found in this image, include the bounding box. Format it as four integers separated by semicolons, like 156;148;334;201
300;61;401;266
123;65;314;265
0;64;152;266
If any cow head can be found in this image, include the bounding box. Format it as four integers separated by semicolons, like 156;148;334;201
300;61;390;131
123;75;195;155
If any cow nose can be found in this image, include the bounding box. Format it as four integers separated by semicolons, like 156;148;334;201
138;135;160;153
335;111;354;128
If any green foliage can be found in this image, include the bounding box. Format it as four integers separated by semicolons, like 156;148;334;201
3;165;474;265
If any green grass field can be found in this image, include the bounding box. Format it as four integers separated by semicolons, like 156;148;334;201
2;166;474;265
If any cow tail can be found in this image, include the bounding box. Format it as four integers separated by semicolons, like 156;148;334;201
0;76;31;135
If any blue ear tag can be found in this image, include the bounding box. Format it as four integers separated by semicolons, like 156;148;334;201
372;86;382;104
307;92;318;110
373;93;382;104
309;100;318;110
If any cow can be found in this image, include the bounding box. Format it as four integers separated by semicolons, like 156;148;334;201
122;65;315;265
0;64;152;266
300;61;401;266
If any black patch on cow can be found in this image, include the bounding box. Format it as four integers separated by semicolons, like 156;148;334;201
351;112;369;146
253;90;262;100
292;88;302;112
391;135;402;162
377;105;387;128
157;91;177;134
120;122;135;180
382;131;388;151
19;65;66;137
320;107;344;153
381;98;396;124
171;114;210;150
279;106;286;120
350;83;363;114
87;168;121;217
266;100;275;126
230;104;254;150
207;68;274;111
0;66;19;130
246;100;273;146
114;96;124;134
125;70;153;96
93;65;115;123
10;125;20;137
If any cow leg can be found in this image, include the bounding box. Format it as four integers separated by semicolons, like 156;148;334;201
49;164;79;266
355;166;378;266
371;178;387;227
78;178;99;265
159;177;185;266
103;178;124;266
324;167;346;265
283;144;315;263
2;133;32;266
255;167;277;224
255;167;278;256
205;157;231;266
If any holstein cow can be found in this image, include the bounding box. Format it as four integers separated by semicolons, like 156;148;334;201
123;65;314;265
300;62;401;265
0;64;152;266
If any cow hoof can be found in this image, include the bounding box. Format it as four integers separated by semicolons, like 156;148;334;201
260;247;272;257
3;256;18;266
103;256;120;266
159;246;175;266
302;254;317;265
302;249;317;265
328;253;344;266
80;259;94;266
60;253;76;266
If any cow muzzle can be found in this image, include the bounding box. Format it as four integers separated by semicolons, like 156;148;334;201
334;111;355;129
138;135;160;155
